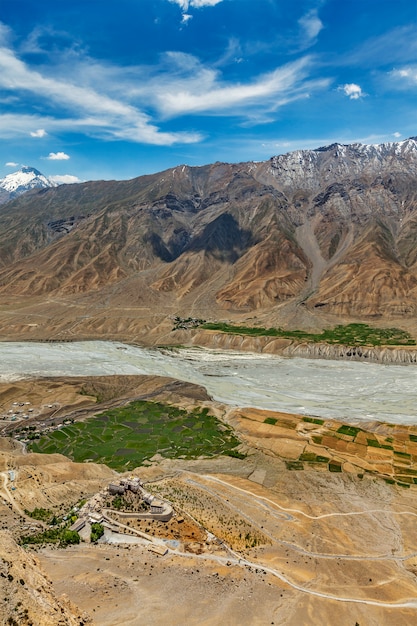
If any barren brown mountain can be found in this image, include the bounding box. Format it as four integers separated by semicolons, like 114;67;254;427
1;138;417;342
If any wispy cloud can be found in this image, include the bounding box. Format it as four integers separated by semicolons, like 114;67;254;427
19;24;85;58
0;22;12;46
339;83;364;99
5;161;19;167
169;0;224;26
340;26;417;69
390;66;417;86
30;128;47;138
0;113;95;138
0;24;201;146
298;9;323;46
46;151;70;160
0;20;329;144
181;13;193;24
169;0;223;9
147;54;328;118
191;0;223;5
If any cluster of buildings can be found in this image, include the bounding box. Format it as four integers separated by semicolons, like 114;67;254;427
107;477;172;520
0;401;33;422
70;476;173;538
1;400;64;440
108;477;143;495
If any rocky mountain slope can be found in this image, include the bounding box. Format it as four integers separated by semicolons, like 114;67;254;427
0;530;92;625
0;138;417;341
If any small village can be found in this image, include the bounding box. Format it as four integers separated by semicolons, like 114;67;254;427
0;401;35;423
0;397;74;441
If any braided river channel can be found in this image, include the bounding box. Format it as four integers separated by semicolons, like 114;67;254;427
1;341;416;425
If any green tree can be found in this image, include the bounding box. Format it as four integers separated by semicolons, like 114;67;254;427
60;529;80;547
90;522;104;543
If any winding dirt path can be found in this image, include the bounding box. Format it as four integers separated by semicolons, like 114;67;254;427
204;474;417;522
0;471;27;517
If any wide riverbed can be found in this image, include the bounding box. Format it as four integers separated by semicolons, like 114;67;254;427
1;341;416;425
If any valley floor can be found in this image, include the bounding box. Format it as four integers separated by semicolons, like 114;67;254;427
1;375;417;625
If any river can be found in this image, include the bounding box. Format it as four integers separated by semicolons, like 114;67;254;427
0;341;416;425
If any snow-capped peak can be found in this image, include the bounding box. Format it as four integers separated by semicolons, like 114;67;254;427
268;137;417;191
0;166;57;198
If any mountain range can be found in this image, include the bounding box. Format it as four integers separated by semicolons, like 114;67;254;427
0;138;417;342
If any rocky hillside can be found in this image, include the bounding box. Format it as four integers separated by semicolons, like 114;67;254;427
0;138;417;340
0;530;91;625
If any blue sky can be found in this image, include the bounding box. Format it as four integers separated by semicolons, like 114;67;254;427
0;0;416;183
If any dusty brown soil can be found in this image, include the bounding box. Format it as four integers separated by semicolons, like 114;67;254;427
37;465;417;626
1;376;417;625
0;530;91;625
37;543;289;626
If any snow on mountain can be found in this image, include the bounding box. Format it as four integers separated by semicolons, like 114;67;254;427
0;166;57;201
266;137;417;191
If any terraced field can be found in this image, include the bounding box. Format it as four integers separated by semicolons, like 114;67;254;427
29;401;242;470
230;408;417;487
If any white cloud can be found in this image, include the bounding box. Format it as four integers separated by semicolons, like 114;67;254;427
5;161;18;167
46;151;70;160
169;0;223;23
0;20;328;145
0;113;88;138
0;28;202;146
49;174;80;184
0;110;201;145
340;83;364;99
393;132;401;138
298;10;323;43
170;0;188;8
169;0;223;9
391;66;417;85
345;26;417;68
30;128;47;138
191;0;223;5
154;55;326;117
0;22;12;46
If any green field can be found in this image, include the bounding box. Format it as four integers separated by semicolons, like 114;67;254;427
337;425;362;437
29;401;242;470
200;322;415;346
